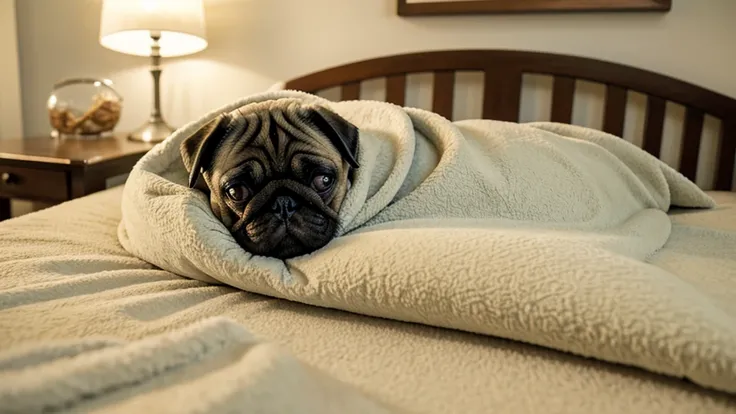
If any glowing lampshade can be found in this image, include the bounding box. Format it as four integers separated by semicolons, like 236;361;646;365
98;0;208;142
99;0;207;57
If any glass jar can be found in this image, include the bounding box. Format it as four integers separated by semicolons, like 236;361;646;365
47;78;123;139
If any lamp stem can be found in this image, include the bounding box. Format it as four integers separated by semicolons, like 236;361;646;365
150;34;163;121
128;32;175;143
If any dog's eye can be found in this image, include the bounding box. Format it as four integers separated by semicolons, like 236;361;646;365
311;174;334;192
226;184;249;202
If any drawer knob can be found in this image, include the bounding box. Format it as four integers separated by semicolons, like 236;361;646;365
1;172;17;185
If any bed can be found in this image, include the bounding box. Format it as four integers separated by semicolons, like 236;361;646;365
1;49;735;413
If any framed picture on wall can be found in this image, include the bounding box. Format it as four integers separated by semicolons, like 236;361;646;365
396;0;672;16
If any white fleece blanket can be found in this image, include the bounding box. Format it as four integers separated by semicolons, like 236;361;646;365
0;317;394;414
118;90;736;395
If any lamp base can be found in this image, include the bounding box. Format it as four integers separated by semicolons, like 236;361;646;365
128;118;175;143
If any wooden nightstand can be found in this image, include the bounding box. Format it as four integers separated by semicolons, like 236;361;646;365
0;136;154;221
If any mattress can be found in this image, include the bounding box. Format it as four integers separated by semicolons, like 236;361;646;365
1;186;735;413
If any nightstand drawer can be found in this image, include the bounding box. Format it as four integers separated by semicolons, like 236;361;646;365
0;166;68;202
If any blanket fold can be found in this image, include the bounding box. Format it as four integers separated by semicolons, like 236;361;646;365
0;318;395;414
118;90;736;395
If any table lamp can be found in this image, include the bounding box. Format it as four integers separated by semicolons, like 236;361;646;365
99;0;207;143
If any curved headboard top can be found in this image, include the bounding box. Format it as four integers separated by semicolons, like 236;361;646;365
284;49;736;191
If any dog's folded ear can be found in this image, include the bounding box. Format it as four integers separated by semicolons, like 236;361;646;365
307;106;360;169
180;113;232;189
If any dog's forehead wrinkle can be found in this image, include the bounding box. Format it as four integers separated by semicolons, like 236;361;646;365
242;109;283;167
268;115;280;153
218;113;262;171
272;106;332;151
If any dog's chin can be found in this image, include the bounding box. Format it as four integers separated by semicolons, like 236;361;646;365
233;211;338;259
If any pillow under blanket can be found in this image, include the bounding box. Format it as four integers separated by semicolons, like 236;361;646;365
118;90;736;394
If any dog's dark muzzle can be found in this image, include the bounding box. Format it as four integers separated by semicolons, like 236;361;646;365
231;179;337;233
271;195;299;221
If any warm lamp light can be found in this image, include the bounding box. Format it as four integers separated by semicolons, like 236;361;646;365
99;0;208;143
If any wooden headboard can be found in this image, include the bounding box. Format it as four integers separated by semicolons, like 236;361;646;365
284;50;736;191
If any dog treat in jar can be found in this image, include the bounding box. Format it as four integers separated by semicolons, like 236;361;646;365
47;78;123;139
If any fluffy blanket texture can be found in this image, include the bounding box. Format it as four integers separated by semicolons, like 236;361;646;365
118;90;735;394
0;317;393;413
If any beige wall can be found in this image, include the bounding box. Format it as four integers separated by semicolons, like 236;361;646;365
0;0;23;139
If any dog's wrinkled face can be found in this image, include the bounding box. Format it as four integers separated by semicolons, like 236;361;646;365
180;101;359;259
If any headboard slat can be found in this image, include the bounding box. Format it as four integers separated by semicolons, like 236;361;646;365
432;71;455;120
341;82;360;100
603;85;627;137
386;74;407;106
716;119;736;191
550;76;575;124
642;96;666;158
680;108;705;182
482;67;522;122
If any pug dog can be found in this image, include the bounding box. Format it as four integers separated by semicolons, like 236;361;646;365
180;101;359;259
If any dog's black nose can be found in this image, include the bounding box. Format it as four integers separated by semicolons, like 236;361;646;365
271;195;299;221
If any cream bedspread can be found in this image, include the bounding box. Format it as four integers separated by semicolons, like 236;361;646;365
0;186;735;413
